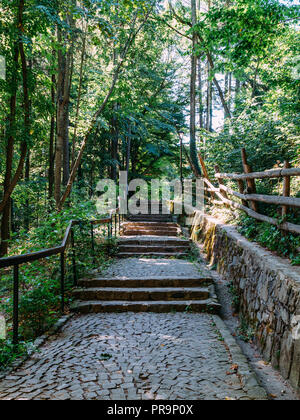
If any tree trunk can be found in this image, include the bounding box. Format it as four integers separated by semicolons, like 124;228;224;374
198;57;204;130
206;59;213;132
55;24;72;205
24;153;30;231
72;23;87;168
235;78;241;108
0;0;24;257
190;0;202;177
49;66;56;199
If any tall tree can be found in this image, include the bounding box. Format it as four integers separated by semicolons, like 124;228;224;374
190;0;202;177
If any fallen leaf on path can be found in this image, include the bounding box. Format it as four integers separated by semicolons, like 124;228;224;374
230;364;239;372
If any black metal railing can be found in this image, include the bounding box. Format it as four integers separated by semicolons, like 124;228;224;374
0;209;124;345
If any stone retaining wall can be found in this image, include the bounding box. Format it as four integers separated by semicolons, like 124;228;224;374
190;212;300;391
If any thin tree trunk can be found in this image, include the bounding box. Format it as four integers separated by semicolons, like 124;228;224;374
55;24;72;203
235;78;241;108
0;0;24;256
49;67;56;199
58;9;153;211
198;57;204;130
24;153;30;231
72;23;87;168
190;0;202;177
112;104;119;182
55;27;65;205
126;127;131;181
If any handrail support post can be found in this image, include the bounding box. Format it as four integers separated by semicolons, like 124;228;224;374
13;264;19;346
60;252;65;313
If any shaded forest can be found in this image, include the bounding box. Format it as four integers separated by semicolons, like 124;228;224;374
0;0;299;256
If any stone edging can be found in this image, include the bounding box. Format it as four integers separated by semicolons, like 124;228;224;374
0;314;74;381
212;315;268;400
186;212;300;392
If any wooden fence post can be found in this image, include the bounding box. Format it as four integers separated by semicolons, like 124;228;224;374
282;161;291;218
237;180;249;207
198;153;215;200
215;165;228;201
241;148;259;212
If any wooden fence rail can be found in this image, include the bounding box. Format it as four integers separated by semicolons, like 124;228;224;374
215;168;300;181
202;149;300;235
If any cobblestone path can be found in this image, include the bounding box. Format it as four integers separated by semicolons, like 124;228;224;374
0;259;266;400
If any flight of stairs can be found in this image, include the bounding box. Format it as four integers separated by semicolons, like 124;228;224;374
117;236;190;258
122;221;179;237
72;205;220;314
72;273;220;314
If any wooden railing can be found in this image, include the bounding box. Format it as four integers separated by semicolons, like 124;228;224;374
201;149;300;235
0;209;123;344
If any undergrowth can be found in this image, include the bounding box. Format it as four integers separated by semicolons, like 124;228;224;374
238;215;300;266
0;200;117;370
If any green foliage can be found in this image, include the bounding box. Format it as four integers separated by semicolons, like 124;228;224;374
239;215;300;265
238;316;255;343
17;280;60;340
196;0;297;70
0;198;116;353
0;340;29;370
228;281;240;313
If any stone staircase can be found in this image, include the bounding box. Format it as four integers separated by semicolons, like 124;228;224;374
119;210;189;257
72;272;220;314
118;236;190;258
122;221;179;237
72;205;220;314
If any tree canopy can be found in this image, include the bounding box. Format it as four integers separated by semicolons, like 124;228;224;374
0;0;299;256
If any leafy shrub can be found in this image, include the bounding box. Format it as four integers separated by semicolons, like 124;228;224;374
238;317;255;343
0;340;29;370
18;280;61;340
228;281;240;313
0;198;117;359
238;215;300;265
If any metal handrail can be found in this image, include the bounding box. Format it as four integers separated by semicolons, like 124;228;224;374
0;209;123;344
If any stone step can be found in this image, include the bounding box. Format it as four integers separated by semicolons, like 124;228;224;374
73;287;210;301
123;225;178;230
128;212;171;216
72;299;221;314
128;217;173;222
123;222;178;228
122;228;178;236
122;231;179;237
118;245;190;253
119;238;190;246
128;208;170;214
78;276;213;288
118;252;188;258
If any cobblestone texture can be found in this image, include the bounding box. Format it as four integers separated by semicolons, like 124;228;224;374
0;312;263;400
0;258;266;400
100;258;207;278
